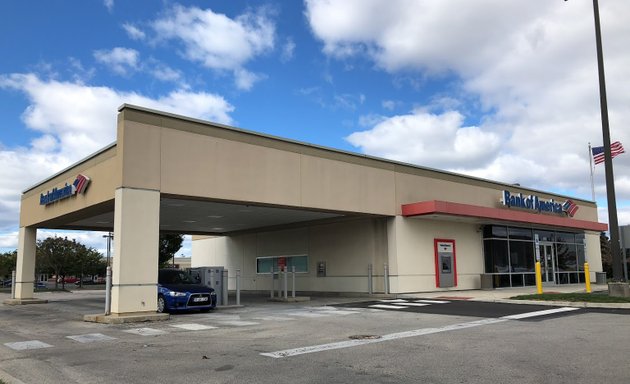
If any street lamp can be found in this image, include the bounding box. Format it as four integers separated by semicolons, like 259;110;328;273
102;232;113;267
588;0;624;282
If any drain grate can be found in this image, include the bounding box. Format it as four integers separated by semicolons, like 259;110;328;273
348;334;381;340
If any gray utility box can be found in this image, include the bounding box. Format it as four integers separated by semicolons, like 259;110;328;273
595;272;607;285
188;267;225;306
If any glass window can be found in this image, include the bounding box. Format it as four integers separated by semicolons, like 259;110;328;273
534;230;554;242
575;233;585;243
509;241;535;272
493;274;511;288
556;232;576;244
483;225;507;239
577;245;585;271
484;240;509;273
256;255;308;274
508;227;533;241
556;243;577;271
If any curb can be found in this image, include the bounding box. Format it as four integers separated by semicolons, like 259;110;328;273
484;298;630;309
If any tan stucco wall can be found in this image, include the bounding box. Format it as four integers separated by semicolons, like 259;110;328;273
192;218;389;293
387;217;484;292
20;146;118;228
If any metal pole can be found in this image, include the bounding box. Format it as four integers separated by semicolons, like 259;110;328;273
236;269;241;306
592;0;624;281
11;270;16;299
270;266;274;299
104;266;112;315
283;266;288;300
222;269;228;306
291;266;296;298
383;263;389;294
588;142;595;201
368;264;373;294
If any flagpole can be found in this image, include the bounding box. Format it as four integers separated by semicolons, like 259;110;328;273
592;0;624;282
588;142;595;201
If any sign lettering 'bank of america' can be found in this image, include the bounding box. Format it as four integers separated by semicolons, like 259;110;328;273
40;174;90;205
500;190;579;217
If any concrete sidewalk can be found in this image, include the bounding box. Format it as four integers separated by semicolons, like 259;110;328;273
399;282;630;309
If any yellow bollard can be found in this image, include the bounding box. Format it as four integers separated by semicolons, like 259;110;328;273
584;262;591;293
535;261;543;295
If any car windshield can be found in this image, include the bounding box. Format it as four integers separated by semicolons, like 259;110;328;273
158;270;196;285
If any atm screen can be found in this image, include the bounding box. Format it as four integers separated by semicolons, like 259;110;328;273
441;255;452;273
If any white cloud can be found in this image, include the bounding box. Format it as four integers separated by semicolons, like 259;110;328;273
150;64;183;83
152;4;275;89
233;68;265;91
104;0;114;13
307;0;630;205
122;23;145;40
281;37;296;62
347;110;500;169
93;47;140;76
0;73;235;234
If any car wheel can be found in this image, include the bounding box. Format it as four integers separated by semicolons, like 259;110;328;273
157;294;166;313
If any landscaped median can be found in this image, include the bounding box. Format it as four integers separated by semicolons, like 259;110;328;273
507;292;630;309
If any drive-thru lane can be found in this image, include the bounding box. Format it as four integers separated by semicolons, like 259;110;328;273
333;298;630;319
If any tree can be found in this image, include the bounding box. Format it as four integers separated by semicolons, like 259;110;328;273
37;237;88;289
600;232;612;278
159;234;184;267
0;250;17;280
68;247;106;287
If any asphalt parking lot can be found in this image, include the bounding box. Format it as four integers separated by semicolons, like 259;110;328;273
1;290;629;384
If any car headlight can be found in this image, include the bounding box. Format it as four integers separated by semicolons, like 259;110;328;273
210;292;217;296
168;291;186;297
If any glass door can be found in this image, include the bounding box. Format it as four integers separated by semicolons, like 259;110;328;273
539;243;556;284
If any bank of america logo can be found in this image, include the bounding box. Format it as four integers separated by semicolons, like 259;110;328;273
73;174;90;194
562;200;579;217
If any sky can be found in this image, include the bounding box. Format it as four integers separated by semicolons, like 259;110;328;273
1;0;630;257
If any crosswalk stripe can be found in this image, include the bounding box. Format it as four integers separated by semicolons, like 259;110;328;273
4;341;53;350
369;304;409;310
170;323;217;331
393;302;429;307
67;333;116;343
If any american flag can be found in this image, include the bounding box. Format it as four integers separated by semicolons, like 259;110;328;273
592;141;625;165
562;199;579;217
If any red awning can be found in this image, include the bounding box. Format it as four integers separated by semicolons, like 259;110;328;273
401;200;607;232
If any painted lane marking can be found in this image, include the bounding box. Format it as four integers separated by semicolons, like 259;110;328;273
261;307;582;359
170;323;218;331
253;316;296;322
369;304;409;310
123;328;169;336
414;300;450;304
501;307;580;320
285;311;331;318
379;299;408;303
261;318;506;358
393;302;430;307
4;341;53;351
67;333;117;343
215;320;260;327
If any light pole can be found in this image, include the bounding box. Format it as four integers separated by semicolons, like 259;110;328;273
103;232;113;267
588;0;624;282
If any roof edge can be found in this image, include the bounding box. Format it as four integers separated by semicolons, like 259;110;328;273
117;104;595;205
22;142;117;194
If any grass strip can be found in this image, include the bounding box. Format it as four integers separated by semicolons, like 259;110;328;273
510;292;630;303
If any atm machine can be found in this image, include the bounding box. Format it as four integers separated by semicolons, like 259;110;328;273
435;239;457;288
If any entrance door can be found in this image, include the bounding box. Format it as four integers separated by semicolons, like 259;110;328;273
539;244;556;284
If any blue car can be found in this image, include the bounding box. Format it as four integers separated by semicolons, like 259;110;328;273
157;269;217;313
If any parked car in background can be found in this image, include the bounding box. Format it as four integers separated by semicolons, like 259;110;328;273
157;269;217;313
